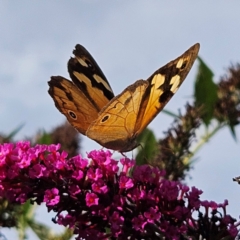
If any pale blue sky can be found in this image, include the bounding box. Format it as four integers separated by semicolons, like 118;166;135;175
1;1;240;239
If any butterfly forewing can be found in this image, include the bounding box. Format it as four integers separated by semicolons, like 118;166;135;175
134;43;200;134
48;45;114;135
68;44;114;111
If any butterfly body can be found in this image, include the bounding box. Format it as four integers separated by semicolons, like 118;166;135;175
48;43;200;152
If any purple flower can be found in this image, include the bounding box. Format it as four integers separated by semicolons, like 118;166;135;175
43;188;60;206
57;214;76;229
72;169;84;180
15;192;28;204
188;186;203;209
7;164;20;179
132;215;147;231
120;157;135;173
29;164;46;178
48;143;61;152
87;168;103;181
0;142;238;239
71;155;88;169
119;175;134;189
92;180;108;194
87;149;112;164
68;184;81;197
110;211;124;237
144;207;161;223
85;192;99;207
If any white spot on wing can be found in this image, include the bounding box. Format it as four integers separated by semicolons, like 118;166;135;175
176;58;184;69
78;58;88;67
170;75;180;93
152;74;165;88
93;74;113;92
171;87;179;93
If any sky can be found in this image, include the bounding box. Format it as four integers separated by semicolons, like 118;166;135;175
1;1;240;239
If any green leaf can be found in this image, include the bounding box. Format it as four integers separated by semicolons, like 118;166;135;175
135;128;158;165
29;219;73;240
17;201;37;240
194;57;218;126
6;123;25;140
228;123;237;140
37;131;52;144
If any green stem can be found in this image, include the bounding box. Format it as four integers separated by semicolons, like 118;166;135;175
162;109;181;119
188;122;226;161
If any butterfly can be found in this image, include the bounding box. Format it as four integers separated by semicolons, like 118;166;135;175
48;43;200;152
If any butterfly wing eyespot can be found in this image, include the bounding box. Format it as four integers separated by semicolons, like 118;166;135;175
68;111;77;120
101;115;110;123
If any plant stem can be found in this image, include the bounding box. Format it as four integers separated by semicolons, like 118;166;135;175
188;122;226;161
162;109;180;119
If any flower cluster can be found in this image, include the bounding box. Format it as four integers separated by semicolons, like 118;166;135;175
0;142;238;239
214;64;240;127
49;121;80;158
154;104;201;181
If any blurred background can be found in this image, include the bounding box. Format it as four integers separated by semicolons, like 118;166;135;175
1;1;240;239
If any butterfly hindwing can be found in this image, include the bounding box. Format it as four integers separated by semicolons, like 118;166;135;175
48;76;100;135
86;80;149;151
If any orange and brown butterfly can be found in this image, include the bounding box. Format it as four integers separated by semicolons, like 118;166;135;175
48;43;200;152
